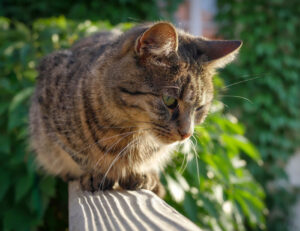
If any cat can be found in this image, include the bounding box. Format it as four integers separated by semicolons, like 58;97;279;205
29;22;241;197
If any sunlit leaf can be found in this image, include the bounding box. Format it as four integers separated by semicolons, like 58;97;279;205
9;87;33;113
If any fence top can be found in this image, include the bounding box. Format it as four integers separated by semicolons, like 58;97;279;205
69;181;202;231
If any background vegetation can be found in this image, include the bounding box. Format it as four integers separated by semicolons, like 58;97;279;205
0;16;265;231
1;0;298;230
0;0;181;25
217;1;300;230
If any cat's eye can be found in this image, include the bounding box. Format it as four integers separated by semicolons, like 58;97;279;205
163;95;178;109
196;105;205;111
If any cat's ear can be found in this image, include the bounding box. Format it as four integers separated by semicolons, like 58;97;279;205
135;22;178;56
201;40;242;68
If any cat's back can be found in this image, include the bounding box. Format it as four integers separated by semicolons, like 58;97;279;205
31;29;122;141
37;30;121;80
34;29;122;103
72;30;121;51
29;29;124;177
70;30;122;64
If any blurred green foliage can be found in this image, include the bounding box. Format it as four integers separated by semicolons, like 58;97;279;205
164;101;265;231
216;1;300;231
0;16;266;230
0;0;182;25
0;17;116;231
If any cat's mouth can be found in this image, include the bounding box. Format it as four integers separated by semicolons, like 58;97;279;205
152;130;191;145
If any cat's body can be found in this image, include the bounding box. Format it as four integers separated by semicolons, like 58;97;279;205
29;22;241;196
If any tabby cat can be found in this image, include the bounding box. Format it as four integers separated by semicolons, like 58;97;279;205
29;22;241;197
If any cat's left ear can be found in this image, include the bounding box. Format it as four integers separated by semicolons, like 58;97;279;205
201;40;242;68
135;22;178;56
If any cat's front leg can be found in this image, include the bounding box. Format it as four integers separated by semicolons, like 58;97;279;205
119;172;165;198
80;172;115;192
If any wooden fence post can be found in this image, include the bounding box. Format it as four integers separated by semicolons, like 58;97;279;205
69;181;202;231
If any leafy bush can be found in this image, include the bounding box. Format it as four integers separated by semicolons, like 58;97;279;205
216;1;300;230
0;17;265;230
163;100;265;230
0;0;182;25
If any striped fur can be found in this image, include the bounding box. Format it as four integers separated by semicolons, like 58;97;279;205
29;22;241;197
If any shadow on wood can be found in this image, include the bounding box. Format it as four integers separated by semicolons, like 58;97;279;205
69;181;202;231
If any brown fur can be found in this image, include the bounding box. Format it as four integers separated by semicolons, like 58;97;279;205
29;22;241;197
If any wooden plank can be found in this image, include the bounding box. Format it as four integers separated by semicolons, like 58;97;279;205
69;181;202;231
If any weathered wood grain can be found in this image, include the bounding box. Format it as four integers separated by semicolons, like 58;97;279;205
69;181;202;231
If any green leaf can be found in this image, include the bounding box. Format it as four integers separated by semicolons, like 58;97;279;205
15;172;34;202
29;186;42;215
0;135;10;154
0;170;10;200
222;134;260;162
198;194;220;219
40;176;56;197
9;87;33;113
3;207;32;231
0;102;9;116
183;192;198;222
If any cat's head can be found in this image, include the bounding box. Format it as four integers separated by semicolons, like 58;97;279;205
102;22;242;144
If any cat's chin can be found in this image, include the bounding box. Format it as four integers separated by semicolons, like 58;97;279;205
156;135;188;146
156;137;181;146
147;133;178;146
163;140;180;146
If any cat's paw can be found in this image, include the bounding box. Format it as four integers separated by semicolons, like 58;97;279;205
80;173;115;192
118;173;145;190
143;173;166;198
119;172;165;198
61;173;77;182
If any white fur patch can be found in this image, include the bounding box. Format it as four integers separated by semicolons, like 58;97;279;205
150;39;174;56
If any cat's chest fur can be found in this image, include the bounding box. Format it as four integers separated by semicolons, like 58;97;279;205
90;131;177;176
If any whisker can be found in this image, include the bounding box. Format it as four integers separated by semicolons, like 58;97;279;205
219;95;253;104
161;85;180;90
73;130;141;158
92;129;149;170
152;127;170;135
191;135;201;186
134;120;156;125
178;139;192;174
193;130;203;138
217;100;230;109
222;74;267;90
151;122;171;131
45;128;148;171
179;150;188;174
100;138;140;188
44;120;143;130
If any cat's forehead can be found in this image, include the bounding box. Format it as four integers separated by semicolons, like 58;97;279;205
159;71;211;105
162;35;212;102
177;33;206;68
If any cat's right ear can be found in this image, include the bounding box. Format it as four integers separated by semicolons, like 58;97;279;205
201;40;243;68
135;22;178;57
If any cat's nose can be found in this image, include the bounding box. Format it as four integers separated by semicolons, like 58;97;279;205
177;121;193;140
177;109;194;140
179;131;192;140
